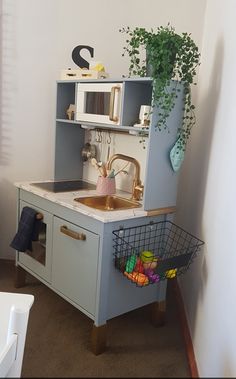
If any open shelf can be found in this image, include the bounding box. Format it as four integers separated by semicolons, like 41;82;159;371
56;119;150;135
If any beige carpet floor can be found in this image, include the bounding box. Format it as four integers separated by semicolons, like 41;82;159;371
0;260;190;378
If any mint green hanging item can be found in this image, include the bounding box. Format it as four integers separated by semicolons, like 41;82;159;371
170;138;185;172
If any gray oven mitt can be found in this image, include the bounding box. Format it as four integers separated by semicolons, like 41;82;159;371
170;138;185;172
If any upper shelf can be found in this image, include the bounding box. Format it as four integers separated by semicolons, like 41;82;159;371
56;78;153;135
57;77;153;84
56;118;150;136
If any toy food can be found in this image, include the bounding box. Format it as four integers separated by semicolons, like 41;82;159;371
140;251;159;271
144;268;160;283
165;268;177;278
140;250;154;263
142;259;158;271
134;257;144;273
125;255;137;273
115;256;126;272
124;271;149;286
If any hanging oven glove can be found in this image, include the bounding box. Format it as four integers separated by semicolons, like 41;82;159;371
170;137;185;172
10;206;39;252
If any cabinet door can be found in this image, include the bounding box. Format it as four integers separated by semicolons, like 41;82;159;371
18;201;53;283
52;217;99;316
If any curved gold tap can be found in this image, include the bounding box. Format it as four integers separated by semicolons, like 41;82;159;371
107;154;144;201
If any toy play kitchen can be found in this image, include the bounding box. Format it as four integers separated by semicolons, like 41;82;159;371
12;77;204;355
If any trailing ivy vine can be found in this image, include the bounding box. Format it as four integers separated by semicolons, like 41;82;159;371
119;24;201;151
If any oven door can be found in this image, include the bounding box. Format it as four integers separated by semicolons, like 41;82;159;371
75;82;123;125
18;201;53;284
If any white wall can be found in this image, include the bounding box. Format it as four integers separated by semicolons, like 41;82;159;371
176;0;236;376
0;0;206;260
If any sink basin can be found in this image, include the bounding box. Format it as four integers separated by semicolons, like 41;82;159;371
74;195;142;211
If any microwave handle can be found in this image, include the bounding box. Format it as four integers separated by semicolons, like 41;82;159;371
109;86;120;122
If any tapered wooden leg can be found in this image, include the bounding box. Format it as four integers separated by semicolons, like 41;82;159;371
91;323;107;355
15;265;27;288
150;300;166;327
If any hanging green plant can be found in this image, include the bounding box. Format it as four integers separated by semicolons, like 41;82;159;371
119;24;201;152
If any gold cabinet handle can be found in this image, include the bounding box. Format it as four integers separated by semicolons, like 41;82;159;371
109;86;120;122
60;225;86;240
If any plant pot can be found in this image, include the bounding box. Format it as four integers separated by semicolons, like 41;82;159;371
146;45;177;78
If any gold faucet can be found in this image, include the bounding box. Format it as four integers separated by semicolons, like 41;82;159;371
107;154;144;201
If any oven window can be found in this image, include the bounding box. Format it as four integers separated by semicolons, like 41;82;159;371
25;223;46;266
85;92;110;115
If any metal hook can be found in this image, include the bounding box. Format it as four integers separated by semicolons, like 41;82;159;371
95;129;102;143
95;130;100;143
97;130;102;143
107;131;111;144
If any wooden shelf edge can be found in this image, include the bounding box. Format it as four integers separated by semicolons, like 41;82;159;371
146;206;176;216
56;119;149;135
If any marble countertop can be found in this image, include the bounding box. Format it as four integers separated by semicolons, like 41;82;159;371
15;181;148;223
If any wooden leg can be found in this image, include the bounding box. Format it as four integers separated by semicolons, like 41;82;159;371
15;265;27;288
150;300;166;327
91;323;107;355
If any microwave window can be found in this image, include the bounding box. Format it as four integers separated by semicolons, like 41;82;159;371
85;92;110;115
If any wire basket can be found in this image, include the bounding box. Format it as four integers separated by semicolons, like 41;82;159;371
113;220;204;287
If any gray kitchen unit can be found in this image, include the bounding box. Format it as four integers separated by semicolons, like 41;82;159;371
14;78;184;354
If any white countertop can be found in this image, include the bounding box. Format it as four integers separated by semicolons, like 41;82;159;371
15;181;148;223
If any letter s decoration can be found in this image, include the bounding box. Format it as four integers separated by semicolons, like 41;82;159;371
72;45;94;69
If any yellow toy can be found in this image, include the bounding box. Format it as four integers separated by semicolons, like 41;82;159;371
90;62;105;72
165;268;177;278
140;250;154;262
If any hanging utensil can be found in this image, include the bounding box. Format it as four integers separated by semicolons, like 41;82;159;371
114;162;129;177
106;131;111;161
96;159;107;177
81;143;96;162
91;158;106;177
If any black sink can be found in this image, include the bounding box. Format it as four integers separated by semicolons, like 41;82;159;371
31;180;96;193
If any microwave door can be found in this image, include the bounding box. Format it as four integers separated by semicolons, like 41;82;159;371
76;83;122;125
